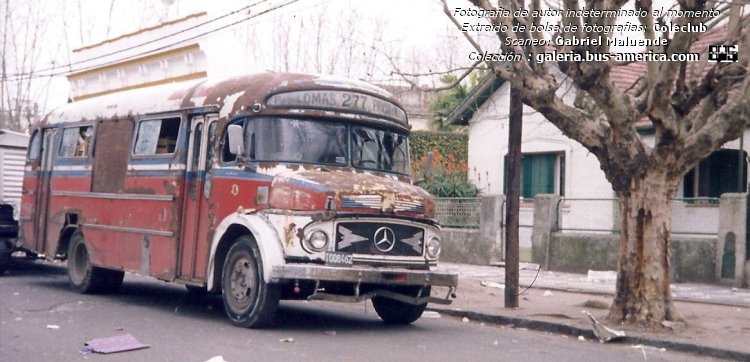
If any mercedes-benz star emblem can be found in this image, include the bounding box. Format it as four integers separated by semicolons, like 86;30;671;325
373;227;396;252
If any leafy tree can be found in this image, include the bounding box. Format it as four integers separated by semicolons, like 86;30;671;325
442;0;749;325
427;70;487;131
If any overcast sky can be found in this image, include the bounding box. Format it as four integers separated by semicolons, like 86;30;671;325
24;0;460;113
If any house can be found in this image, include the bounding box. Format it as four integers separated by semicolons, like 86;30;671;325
443;26;744;254
0;130;29;220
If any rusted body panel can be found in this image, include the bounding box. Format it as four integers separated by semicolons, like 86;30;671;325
41;73;406;131
20;72;456;310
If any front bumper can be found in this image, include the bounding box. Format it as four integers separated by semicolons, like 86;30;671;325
271;264;458;305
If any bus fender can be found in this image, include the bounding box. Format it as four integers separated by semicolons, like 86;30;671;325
206;212;284;290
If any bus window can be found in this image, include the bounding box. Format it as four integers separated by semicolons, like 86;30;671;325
221;120;248;163
352;127;408;174
59;126;93;158
133;117;181;156
250;118;347;165
207;121;217;168
27;130;41;161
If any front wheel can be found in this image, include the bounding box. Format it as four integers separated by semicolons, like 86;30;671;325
221;236;280;328
372;286;430;325
67;232;123;294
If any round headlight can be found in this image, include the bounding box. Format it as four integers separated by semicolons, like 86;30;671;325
426;236;441;259
305;230;329;252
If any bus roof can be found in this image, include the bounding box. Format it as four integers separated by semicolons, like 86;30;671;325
41;72;409;130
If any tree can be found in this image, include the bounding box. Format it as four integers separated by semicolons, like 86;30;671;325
442;0;750;325
427;70;487;131
239;6;388;82
1;0;177;132
0;0;50;131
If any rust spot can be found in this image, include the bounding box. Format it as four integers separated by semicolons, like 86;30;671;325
284;223;296;248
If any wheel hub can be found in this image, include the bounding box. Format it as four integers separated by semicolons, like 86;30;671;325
230;259;255;302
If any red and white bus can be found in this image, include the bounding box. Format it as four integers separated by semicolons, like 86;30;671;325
16;72;457;327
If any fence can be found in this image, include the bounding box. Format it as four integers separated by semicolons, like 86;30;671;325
558;197;721;236
435;197;481;228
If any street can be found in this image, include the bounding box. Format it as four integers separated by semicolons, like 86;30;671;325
1;260;717;362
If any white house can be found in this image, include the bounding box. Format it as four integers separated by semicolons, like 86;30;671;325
444;26;742;250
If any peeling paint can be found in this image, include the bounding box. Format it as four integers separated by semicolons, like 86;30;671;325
219;91;245;118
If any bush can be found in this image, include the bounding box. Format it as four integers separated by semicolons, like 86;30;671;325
412;136;480;197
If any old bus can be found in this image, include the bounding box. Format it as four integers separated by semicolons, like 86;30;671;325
16;72;457;327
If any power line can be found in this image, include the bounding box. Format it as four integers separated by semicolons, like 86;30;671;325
3;0;300;81
3;1;261;79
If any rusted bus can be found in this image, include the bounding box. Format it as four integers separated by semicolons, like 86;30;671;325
17;71;457;328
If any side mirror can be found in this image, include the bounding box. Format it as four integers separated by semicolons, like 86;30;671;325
227;124;244;155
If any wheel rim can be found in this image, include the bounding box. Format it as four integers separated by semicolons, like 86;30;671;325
227;251;258;312
70;241;88;284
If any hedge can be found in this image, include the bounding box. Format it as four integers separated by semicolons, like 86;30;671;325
410;131;468;163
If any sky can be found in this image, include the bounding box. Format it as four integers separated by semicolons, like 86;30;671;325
18;0;461;115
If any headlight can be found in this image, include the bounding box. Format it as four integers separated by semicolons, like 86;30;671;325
304;230;329;252
426;236;441;259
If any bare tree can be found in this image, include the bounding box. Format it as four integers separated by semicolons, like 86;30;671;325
442;0;750;325
0;0;57;131
239;5;394;82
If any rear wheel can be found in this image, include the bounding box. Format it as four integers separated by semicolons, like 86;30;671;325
67;232;123;294
372;286;430;325
221;235;280;328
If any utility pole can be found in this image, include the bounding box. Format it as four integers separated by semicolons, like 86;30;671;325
504;0;524;309
505;83;522;309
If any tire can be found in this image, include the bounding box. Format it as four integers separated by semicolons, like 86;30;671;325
221;235;280;328
67;232;123;294
372;286;430;325
185;284;208;295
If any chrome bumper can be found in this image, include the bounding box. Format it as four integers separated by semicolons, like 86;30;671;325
270;264;458;305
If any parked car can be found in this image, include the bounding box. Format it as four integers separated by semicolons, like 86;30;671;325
0;204;18;274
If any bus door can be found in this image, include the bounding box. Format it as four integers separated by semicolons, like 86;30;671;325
178;114;217;282
34;128;56;254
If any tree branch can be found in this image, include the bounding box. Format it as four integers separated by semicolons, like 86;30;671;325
441;0;513;80
387;59;483;92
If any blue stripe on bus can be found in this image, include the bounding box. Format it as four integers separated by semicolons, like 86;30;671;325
212;169;274;182
51;170;91;177
129;157;179;166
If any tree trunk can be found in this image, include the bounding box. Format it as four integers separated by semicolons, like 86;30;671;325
609;167;680;325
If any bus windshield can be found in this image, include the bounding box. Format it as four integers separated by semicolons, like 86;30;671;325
236;117;409;174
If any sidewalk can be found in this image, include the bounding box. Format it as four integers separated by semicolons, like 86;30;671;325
432;262;750;360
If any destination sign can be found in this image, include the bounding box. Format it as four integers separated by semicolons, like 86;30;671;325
267;90;407;124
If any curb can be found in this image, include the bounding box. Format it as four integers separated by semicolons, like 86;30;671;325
531;285;750;309
428;307;750;361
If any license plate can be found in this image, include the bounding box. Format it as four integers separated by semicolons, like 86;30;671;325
325;251;353;266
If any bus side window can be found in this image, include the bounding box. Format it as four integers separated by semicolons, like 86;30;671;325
207;121;217;168
27;130;42;161
59;126;93;158
221;128;237;163
221;119;250;163
133;117;181;155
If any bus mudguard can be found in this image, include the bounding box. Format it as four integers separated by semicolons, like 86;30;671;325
206;211;285;291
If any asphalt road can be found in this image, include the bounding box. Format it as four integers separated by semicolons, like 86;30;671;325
0;260;717;362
